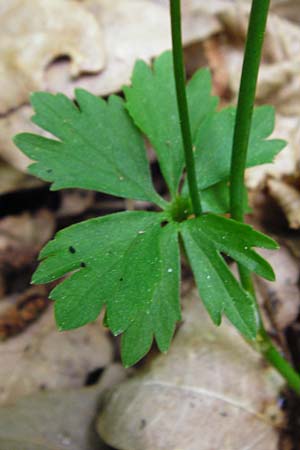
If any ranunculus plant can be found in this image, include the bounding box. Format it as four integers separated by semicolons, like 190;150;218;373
14;0;300;392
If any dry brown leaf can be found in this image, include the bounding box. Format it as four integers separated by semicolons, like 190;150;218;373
0;106;43;171
0;0;105;114
0;364;126;450
272;0;300;23
97;290;284;450
0;285;51;340
256;246;300;330
267;178;300;229
0;305;113;405
0;210;55;272
0;162;41;195
44;0;221;97
0;0;221;171
213;2;300;220
219;7;300;102
57;189;96;218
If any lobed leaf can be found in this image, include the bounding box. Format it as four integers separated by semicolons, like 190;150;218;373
181;214;278;338
14;90;163;206
33;211;180;367
198;214;278;280
124;51;218;197
194;105;286;191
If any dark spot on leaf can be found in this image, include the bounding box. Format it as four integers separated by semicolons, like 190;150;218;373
80;262;86;268
73;99;80;109
46;169;52;173
69;246;76;254
119;277;124;281
160;220;168;228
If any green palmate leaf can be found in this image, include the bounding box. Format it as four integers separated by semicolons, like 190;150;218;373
124;51;218;197
181;214;279;338
14;90;164;206
33;211;180;367
194;105;286;191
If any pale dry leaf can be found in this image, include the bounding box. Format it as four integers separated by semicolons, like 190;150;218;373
0;210;55;268
217;4;300;114
97;290;284;450
57;189;96;218
267;178;300;229
0;305;113;405
44;0;221;97
182;0;232;17
0;106;49;171
256;246;300;330
0;0;105;114
0;162;41;195
0;210;54;249
272;0;300;24
216;3;300;197
1;0;221;172
0;364;126;450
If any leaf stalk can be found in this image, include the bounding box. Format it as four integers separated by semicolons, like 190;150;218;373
230;0;300;393
170;0;202;216
230;0;270;221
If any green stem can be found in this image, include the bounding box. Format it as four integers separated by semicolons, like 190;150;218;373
258;329;300;394
230;0;270;221
230;0;300;393
170;0;202;216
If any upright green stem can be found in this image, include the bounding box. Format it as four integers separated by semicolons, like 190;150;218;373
230;0;300;393
230;0;270;222
170;0;202;216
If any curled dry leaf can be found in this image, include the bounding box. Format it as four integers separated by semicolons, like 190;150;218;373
0;0;221;171
218;6;300;109
0;0;105;114
0;285;51;340
214;2;300;225
0;305;113;405
0;364;127;450
45;0;221;98
97;290;284;450
267;178;300;229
